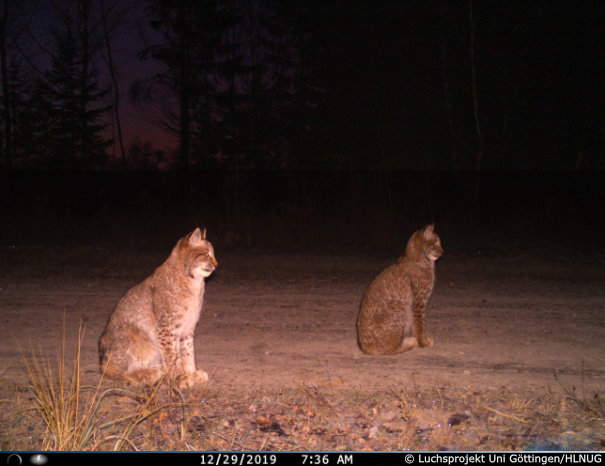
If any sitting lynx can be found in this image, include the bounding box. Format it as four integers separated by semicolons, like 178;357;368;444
99;228;217;388
356;224;443;355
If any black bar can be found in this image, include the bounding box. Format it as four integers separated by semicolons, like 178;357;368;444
2;452;602;466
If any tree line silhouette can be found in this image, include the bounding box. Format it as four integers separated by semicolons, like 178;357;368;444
0;0;601;170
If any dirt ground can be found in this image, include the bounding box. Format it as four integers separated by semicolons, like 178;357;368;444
1;242;604;450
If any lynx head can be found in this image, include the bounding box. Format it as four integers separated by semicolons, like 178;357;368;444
405;224;443;262
178;227;218;279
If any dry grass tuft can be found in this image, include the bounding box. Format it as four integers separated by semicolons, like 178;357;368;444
19;322;109;450
11;323;181;451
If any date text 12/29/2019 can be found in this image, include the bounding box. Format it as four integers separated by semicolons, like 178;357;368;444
200;454;277;465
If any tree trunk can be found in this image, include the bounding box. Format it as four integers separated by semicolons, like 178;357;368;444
78;0;90;159
178;1;191;168
101;0;126;169
0;0;12;167
438;2;458;169
469;0;483;170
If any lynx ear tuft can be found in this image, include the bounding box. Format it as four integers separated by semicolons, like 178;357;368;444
202;228;207;240
423;224;435;237
189;227;203;245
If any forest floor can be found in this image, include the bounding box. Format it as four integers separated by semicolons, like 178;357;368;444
1;241;604;451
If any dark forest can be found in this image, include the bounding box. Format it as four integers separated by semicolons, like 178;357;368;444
0;0;602;170
0;1;603;251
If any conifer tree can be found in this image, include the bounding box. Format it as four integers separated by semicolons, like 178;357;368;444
42;23;111;168
9;60;54;166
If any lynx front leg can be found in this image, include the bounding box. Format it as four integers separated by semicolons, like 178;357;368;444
178;333;208;388
157;326;184;377
412;300;433;348
180;333;196;374
158;334;200;389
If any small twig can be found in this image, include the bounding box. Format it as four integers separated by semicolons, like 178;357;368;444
94;434;139;451
484;406;527;424
259;432;269;451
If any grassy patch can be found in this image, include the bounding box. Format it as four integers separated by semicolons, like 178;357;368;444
1;378;602;451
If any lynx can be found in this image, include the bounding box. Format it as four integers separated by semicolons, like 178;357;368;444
99;228;218;388
356;224;443;355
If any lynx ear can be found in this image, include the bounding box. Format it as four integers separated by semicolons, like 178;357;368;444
423;224;435;237
189;227;203;245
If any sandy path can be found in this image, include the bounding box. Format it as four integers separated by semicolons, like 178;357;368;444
1;248;603;397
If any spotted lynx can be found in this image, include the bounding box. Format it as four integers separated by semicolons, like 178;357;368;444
99;228;218;388
356;224;443;355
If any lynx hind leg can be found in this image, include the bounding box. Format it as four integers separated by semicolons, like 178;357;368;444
393;303;418;353
358;301;407;355
121;367;165;386
102;326;164;385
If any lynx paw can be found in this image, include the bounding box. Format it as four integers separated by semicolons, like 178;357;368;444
175;370;209;389
193;369;209;384
400;337;418;352
420;337;434;348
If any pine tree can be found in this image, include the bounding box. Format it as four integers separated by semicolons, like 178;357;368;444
9;60;55;166
139;0;321;169
42;24;111;168
137;0;242;168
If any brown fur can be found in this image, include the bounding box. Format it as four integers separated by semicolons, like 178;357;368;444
356;224;443;355
99;228;218;388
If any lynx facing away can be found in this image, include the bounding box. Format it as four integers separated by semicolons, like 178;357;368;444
99;228;217;388
357;224;443;355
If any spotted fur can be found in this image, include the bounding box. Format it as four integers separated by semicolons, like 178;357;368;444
356;224;443;355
